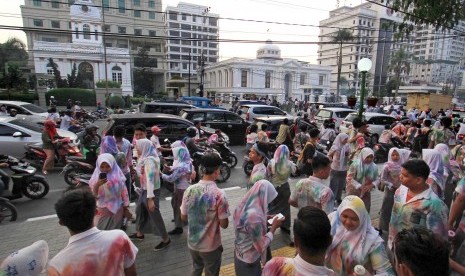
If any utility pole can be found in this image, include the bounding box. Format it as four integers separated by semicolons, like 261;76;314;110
198;7;210;98
188;51;191;96
101;1;109;100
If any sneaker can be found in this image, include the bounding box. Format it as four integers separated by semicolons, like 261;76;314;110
154;239;171;251
168;228;183;235
128;233;144;241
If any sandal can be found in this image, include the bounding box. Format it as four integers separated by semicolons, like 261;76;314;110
128;233;144;240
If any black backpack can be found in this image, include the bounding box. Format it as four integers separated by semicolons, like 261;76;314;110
412;129;432;153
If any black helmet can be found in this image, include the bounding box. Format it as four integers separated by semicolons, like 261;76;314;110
186;126;197;137
85;124;99;133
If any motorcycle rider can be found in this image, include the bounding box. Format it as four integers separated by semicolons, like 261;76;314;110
60;110;79;132
81;124;100;162
379;124;396;144
185;127;204;157
0;160;10;197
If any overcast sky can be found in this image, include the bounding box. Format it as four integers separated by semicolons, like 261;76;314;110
0;0;363;63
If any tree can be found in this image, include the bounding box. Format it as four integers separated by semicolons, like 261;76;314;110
332;29;354;101
389;46;412;101
48;58;68;88
0;64;29;93
67;63;78;88
0;37;28;73
383;0;464;33
133;46;155;97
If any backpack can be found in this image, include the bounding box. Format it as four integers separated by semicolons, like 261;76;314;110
412;129;432;153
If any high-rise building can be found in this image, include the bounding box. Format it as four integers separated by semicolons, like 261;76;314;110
164;2;219;96
21;0;166;94
317;2;412;97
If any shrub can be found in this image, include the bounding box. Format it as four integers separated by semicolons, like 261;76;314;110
108;95;125;108
46;88;96;106
0;92;38;103
131;97;149;104
95;80;121;89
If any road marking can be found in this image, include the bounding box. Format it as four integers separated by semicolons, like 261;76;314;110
49;188;66;193
222;186;241;191
26;214;57;222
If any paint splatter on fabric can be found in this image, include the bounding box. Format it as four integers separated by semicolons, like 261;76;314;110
290;176;334;214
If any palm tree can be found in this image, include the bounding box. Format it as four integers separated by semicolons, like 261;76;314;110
332;29;354;101
389;46;412;101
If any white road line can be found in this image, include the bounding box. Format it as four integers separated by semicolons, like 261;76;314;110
222;186;241;191
49;188;65;193
26;214;57;222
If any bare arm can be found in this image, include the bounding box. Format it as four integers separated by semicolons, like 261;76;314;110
288;198;298;208
450;258;465;275
449;193;465;229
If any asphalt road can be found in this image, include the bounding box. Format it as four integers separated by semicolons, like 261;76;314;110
8;145;252;222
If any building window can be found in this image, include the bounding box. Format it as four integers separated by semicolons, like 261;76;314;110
33;0;41;6
300;74;306;85
51;20;60;28
148;0;155;8
319;75;324;85
118;26;126;34
265;71;271;88
47;67;53;75
133;0;140;6
33;19;43;27
149;30;156;37
94;30;98;40
103;0;110;11
241;70;248;87
192;15;197;22
118;0;125;13
42;37;58;42
134;10;141;17
112;66;123;84
83;24;91;39
104;25;111;32
51;0;59;8
182;13;187;20
169;12;177;20
149;11;155;19
135;29;142;36
75;27;79;38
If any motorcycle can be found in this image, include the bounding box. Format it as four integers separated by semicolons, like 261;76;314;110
211;143;237;168
243;142;277;176
24;138;82;168
75;110;96;123
0;156;49;200
0;197;17;223
62;145;98;185
193;150;231;183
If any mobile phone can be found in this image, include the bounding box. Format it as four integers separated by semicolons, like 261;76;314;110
268;213;284;224
99;172;107;180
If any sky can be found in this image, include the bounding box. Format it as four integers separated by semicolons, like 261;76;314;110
0;0;363;63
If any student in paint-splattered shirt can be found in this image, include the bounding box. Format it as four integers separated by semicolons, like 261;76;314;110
181;153;230;276
247;143;269;189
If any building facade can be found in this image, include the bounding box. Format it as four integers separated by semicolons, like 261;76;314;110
204;41;331;103
21;0;166;94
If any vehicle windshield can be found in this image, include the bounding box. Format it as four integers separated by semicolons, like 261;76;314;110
10;118;43;132
316;110;331;118
344;114;365;122
22;104;47;113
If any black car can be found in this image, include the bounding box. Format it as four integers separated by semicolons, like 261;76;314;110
140;101;196;115
101;113;229;143
252;116;317;140
180;108;249;145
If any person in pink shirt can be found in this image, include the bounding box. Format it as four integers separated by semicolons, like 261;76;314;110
89;153;131;230
181;153;230;276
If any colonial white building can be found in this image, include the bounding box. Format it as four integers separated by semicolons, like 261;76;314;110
31;0;133;95
204;41;332;103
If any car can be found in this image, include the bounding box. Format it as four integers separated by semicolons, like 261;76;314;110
0;101;48;118
140;101;196;115
339;112;397;143
310;102;351;109
180;96;225;109
238;104;292;123
101;113;229;144
252;116;317;140
0;116;79;158
314;107;355;129
180;108;249;145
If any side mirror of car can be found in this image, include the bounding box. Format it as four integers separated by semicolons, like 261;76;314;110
13;131;24;138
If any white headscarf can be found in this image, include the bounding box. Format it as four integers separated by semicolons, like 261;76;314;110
422;148;445;189
330;133;349;167
135;138;158;174
0;240;49;276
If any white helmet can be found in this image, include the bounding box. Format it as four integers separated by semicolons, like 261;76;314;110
50;96;55;99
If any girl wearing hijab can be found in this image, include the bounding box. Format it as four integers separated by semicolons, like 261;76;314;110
267;145;296;236
328;133;350;205
326;196;394;275
129;138;170;251
100;135;118;156
435;143;463;207
233;180;283;275
161;140;192;235
422;148;445;200
247;143;268;189
346;148;379;213
41;120;64;175
378;148;411;233
89;153;131;230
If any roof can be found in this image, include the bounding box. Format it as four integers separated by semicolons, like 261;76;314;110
347;112;393;117
254;116;289;122
240;104;280;108
319;107;355;112
144;101;192;106
109;113;186;120
0;101;31;105
181;108;235;113
0;116;15;123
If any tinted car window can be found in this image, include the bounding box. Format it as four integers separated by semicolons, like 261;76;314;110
10;119;43;132
270;108;286;115
22;104;46;113
0;125;17;136
206;112;224;122
336;111;352;118
317;110;332;118
253;107;267;115
225;113;242;123
375;116;395;125
169;122;191;137
344;114;366;122
190;112;205;121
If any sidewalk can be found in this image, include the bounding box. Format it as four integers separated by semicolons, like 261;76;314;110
0;180;384;276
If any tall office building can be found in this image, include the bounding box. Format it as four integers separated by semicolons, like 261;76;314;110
164;2;219;96
21;0;166;94
317;2;412;97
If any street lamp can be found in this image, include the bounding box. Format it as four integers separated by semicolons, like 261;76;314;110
357;58;372;118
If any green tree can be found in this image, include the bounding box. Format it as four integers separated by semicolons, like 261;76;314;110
48;58;68;88
388;46;412;100
133;46;155;97
332;29;354;101
0;64;29;93
67;63;78;88
0;37;28;73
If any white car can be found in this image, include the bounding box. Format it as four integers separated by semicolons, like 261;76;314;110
238;104;293;123
0;101;48;118
339;112;397;143
314;107;355;129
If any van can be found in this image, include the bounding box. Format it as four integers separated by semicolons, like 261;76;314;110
140;101;195;115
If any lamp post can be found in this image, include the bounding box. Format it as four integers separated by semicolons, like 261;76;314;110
357;58;372;118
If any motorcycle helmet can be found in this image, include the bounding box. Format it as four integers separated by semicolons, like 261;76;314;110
85;124;99;133
186;126;197;138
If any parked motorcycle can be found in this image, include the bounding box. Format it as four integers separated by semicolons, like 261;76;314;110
243;142;277;176
193;150;231;183
0;197;17;223
24;138;82;168
211;143;237;168
0;155;49;200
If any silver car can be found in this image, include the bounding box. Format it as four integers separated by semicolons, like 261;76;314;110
0;116;79;158
0;101;48;118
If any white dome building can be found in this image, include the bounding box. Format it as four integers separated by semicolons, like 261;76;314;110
203;41;331;103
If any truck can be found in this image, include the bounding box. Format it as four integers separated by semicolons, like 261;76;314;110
406;93;452;114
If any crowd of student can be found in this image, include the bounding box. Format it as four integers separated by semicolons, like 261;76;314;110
2;116;465;275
